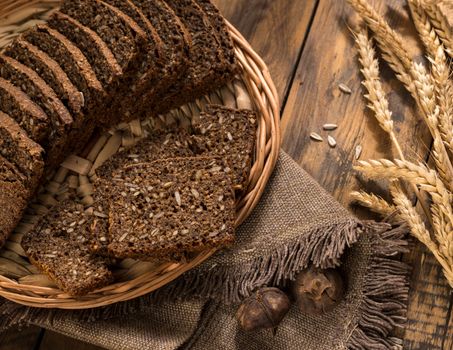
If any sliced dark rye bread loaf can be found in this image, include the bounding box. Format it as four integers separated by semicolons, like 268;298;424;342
102;0;164;121
47;12;121;94
0;77;49;145
0;155;30;249
5;38;92;155
0;111;44;190
130;0;191;115
192;105;257;190
5;38;85;117
154;0;227;113
22;24;105;114
0;54;73;168
21;200;113;296
93;157;235;261
194;0;238;73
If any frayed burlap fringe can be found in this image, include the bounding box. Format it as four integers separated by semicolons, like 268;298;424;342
347;222;410;350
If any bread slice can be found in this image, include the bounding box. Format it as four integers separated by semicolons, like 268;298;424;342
130;0;191;115
5;38;84;117
195;0;238;75
192;105;257;190
0;77;49;144
4;38;94;156
21;200;113;296
102;0;164;122
0;54;73;169
22;24;105;113
0;111;45;190
0;155;30;249
155;0;225;112
94;130;195;180
94;157;235;261
59;0;147;78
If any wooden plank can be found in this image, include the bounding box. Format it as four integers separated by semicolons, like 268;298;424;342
39;331;105;350
280;0;452;349
213;0;319;101
0;326;42;350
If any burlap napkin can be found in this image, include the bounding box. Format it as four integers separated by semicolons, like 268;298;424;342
0;151;410;349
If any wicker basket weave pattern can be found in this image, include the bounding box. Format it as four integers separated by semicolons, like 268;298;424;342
0;1;281;309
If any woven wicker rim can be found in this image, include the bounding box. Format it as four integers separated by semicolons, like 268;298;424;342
0;1;281;309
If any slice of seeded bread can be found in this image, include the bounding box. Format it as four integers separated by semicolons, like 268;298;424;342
0;54;73;169
102;0;164;122
0;155;30;249
0;111;45;190
0;77;49;145
155;0;231;113
5;38;85;117
4;38;94;156
94;157;235;261
21;200;113;296
195;0;238;75
192;105;257;190
23;24;105;113
59;0;147;79
130;0;191;116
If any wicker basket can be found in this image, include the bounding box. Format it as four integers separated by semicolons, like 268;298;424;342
0;1;281;309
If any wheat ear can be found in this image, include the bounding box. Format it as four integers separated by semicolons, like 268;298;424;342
390;182;453;287
350;191;396;217
421;1;453;58
347;0;416;94
356;159;453;243
354;29;434;221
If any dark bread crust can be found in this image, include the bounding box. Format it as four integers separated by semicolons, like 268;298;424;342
0;111;44;190
21;200;113;296
192;105;257;191
0;155;30;250
0;77;49;145
5;38;85;116
0;54;73;168
95;157;235;260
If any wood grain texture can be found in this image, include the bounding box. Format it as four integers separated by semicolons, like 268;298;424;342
39;331;105;350
280;0;452;349
213;0;318;101
0;326;41;350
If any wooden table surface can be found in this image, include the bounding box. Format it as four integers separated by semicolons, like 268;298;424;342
1;0;452;349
